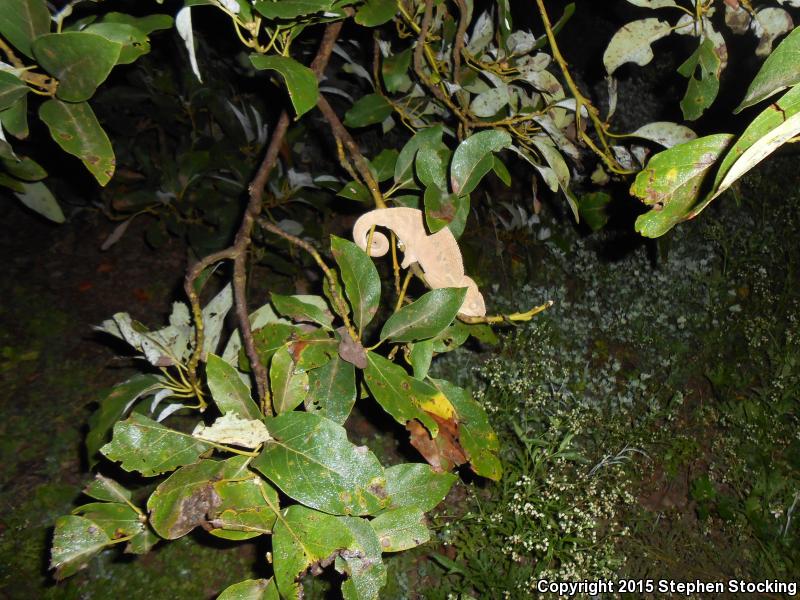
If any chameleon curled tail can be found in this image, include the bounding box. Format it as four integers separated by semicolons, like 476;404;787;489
352;207;486;317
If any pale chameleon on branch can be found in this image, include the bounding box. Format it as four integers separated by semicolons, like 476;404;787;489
352;207;486;317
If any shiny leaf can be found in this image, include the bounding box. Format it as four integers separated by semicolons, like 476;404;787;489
736;26;800;112
384;463;457;512
370;507;429;552
206;353;260;420
306;354;356;424
331;235;381;331
51;515;111;579
450;130;512;195
101;413;213;477
380;288;466;342
252;411;388;515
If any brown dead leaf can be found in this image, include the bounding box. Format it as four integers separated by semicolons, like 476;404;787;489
407;414;466;472
337;326;367;369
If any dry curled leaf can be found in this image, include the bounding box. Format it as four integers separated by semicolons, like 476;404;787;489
353;208;485;316
406;414;467;472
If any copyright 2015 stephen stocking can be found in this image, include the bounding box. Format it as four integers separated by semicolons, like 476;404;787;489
536;578;799;597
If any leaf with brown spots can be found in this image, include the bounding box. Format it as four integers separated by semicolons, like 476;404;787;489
39;99;116;186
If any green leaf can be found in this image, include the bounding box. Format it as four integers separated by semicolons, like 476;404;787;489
51;515;111;580
101;413;213;477
289;329;338;372
13;181;63;223
408;340;434;380
384;463;456;512
337;517;387;600
330;235;381;331
677;38;721;121
631;133;733;238
370;149;399;182
338;180;371;202
210;470;280;540
736;27;800;113
363;352;453;436
86;374;161;467
0;0;50;59
492;155;511;186
380;288;466;342
306;354;356;424
429;379;501;480
450;130;512;195
577;191;611;231
83;474;133;504
415;145;449;191
249;323;298;369
271;293;333;329
252;411;388;515
72;502;143;539
249;54;319;117
0;71;29;111
272;505;354;599
101;12;174;35
270;346;309;414
84;22;151;65
344;93;392;128
206;354;261;420
148;457;267;540
424;188;469;238
0;94;29;139
39;99;116;186
355;0;397;26
370;507;429;552
394;125;443;188
218;579;279;600
381;48;412;93
33;32;121;102
254;0;333;20
1;153;46;181
697;85;800;218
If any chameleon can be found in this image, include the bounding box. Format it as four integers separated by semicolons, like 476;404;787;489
352;207;486;317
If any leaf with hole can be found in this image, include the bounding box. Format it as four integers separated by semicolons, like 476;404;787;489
272;505;354;599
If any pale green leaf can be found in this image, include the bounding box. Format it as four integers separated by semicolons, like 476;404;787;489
14;181;64;223
51;515;111;579
218;578;279;600
370;507;429;552
384;463;457;512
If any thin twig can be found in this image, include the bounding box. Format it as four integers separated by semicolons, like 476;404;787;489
184;22;344;415
316;94;387;208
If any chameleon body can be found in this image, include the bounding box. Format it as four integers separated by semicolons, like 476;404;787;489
352;207;486;317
